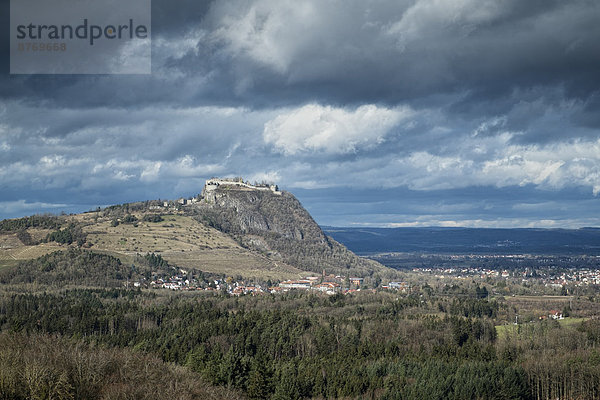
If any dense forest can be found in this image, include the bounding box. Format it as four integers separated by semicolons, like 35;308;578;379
0;331;240;400
2;207;600;399
1;281;599;399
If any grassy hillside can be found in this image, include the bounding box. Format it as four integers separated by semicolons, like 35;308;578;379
82;213;308;280
0;212;310;281
0;232;63;265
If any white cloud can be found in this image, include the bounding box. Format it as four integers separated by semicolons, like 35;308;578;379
139;162;162;182
160;155;224;178
113;170;135;181
3;99;598;202
472;116;506;137
210;0;321;73
480;140;600;191
382;218;599;229
154;29;203;60
263;103;412;154
39;155;67;168
248;170;281;184
280;133;600;197
422;138;600;192
108;38;152;74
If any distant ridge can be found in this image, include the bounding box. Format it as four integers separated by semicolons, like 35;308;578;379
323;226;600;255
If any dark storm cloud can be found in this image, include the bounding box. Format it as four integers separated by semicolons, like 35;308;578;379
151;0;213;37
182;0;600;110
2;0;598;111
1;0;600;226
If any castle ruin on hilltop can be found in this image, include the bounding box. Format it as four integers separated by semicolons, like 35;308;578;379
161;177;282;207
203;177;281;195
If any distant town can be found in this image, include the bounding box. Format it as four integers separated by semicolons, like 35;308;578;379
412;265;600;289
132;254;600;298
144;270;410;296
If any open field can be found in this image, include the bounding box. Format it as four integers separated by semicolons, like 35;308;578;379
81;214;235;252
505;294;572;305
0;260;18;270
496;317;587;339
0;242;65;261
504;295;573;313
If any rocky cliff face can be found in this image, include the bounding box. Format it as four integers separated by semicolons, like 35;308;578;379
200;188;325;240
191;185;383;276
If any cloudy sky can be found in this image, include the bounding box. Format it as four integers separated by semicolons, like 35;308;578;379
2;0;600;228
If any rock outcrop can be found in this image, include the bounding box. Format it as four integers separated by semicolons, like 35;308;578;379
190;178;385;276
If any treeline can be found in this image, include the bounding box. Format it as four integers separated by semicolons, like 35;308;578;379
0;249;224;299
0;215;89;247
44;223;87;246
0;289;527;399
100;200;165;218
499;318;600;400
0;214;62;231
0;249;129;287
109;213;164;227
0;332;240;400
441;297;500;318
143;251;170;269
0;249;204;288
143;214;164;222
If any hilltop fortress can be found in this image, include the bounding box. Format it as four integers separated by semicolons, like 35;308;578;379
172;178;281;206
204;177;280;194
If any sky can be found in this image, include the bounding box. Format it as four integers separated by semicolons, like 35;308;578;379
1;0;600;228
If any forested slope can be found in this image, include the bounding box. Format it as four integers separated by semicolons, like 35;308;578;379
0;331;240;400
2;287;599;399
0;248;176;288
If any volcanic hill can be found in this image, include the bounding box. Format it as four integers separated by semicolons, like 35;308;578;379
0;178;388;282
